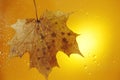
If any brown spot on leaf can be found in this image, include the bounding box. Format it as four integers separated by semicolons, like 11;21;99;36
46;67;50;70
61;32;65;35
42;48;46;55
62;37;68;43
55;22;58;24
52;40;55;43
37;48;40;51
51;32;56;37
37;27;39;30
67;32;71;36
40;34;45;39
47;46;51;49
37;57;41;60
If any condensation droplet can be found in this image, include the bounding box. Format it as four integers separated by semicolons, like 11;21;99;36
112;60;116;64
0;51;2;55
97;62;100;66
23;60;28;65
0;51;4;57
93;60;97;63
24;60;27;62
84;65;88;70
27;62;30;66
93;55;97;64
93;54;97;59
88;72;92;75
94;59;97;63
86;12;89;16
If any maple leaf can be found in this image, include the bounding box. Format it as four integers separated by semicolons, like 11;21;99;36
8;11;83;78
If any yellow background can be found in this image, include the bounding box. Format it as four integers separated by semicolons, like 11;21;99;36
0;0;120;80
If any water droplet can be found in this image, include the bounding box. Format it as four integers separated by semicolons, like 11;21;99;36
97;63;100;66
27;62;29;66
86;12;89;15
88;72;92;75
93;55;97;59
84;65;88;70
93;55;97;64
94;60;97;63
93;59;97;64
112;60;116;64
0;51;2;55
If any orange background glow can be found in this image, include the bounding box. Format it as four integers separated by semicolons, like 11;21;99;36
0;0;120;80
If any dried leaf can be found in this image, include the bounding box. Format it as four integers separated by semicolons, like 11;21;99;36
8;11;83;78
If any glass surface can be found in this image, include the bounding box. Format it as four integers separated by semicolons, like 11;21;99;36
0;0;120;80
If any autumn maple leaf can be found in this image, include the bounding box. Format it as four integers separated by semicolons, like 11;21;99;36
8;10;83;78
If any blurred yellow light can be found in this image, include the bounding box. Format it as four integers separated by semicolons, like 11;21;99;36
75;19;110;59
78;33;96;56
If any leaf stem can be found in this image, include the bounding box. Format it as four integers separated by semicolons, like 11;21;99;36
33;0;39;22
